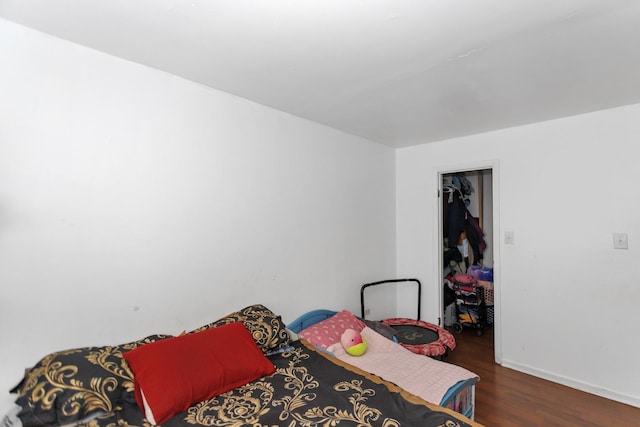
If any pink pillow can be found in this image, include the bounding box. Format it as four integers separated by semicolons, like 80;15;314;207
123;322;275;425
298;310;366;349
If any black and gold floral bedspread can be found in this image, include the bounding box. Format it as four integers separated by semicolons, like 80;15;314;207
82;340;472;427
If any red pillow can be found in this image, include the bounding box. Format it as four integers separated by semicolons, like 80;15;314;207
123;322;275;425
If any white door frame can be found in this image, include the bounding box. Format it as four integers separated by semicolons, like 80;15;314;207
435;159;502;364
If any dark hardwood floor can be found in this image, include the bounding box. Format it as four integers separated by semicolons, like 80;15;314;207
445;326;640;426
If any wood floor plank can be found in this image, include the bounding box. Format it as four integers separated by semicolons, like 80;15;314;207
445;326;640;426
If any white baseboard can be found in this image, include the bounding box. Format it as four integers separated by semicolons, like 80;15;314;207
500;359;640;409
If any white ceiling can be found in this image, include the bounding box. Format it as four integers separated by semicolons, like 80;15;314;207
2;0;640;147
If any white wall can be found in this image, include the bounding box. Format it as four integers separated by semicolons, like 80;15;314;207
397;103;640;407
0;19;396;411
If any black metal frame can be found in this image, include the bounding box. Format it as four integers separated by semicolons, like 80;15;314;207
360;278;421;320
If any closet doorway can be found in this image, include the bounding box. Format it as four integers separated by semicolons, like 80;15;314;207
438;165;501;363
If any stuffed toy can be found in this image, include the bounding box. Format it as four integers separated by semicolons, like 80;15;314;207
340;329;367;356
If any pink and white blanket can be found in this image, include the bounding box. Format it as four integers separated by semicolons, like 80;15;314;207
327;326;478;404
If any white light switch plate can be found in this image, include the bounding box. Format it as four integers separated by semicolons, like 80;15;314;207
505;231;515;245
613;233;628;249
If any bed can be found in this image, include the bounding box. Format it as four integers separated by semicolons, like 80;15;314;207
4;304;482;427
288;309;479;421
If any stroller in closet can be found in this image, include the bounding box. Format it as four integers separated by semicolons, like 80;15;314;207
451;273;486;336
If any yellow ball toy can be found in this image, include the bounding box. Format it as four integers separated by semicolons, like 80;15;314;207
341;329;367;356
